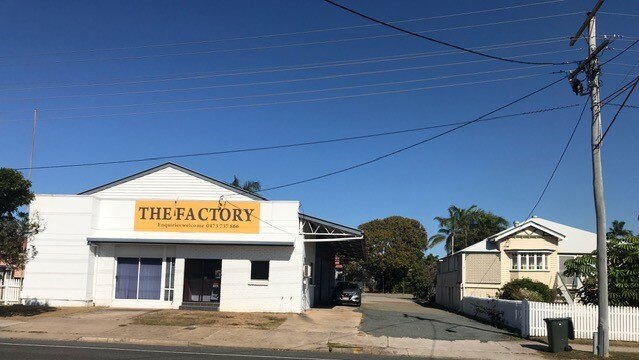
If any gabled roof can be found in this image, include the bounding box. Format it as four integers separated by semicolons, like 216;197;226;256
487;219;566;242
458;217;596;254
78;162;267;201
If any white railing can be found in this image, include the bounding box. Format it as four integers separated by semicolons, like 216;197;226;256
524;301;639;341
0;278;22;304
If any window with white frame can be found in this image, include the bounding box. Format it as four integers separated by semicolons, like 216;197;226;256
115;257;162;300
163;257;176;301
511;252;548;271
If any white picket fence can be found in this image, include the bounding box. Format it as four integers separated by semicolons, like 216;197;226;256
460;297;639;342
0;278;22;304
524;301;639;341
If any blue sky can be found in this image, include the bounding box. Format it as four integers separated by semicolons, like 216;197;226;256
1;0;638;258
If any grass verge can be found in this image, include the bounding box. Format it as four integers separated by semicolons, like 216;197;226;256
131;310;287;329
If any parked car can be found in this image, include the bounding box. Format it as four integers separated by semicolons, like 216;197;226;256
332;282;362;306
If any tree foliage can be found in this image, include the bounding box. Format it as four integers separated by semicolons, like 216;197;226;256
406;254;438;300
348;216;429;293
563;234;639;306
230;176;261;194
499;278;554;303
0;168;41;268
428;205;509;255
607;220;634;239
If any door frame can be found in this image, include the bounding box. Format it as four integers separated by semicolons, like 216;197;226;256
183;259;222;303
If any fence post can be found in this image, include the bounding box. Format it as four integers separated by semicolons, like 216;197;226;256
521;300;529;338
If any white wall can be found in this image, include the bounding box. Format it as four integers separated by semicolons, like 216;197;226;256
302;242;316;310
89;166;254;201
24;166;312;312
22;196;95;306
92;242;305;313
460;297;524;332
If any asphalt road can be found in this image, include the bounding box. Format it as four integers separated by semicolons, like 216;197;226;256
358;294;517;342
0;339;419;360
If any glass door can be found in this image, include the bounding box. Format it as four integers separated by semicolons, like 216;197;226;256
183;259;222;302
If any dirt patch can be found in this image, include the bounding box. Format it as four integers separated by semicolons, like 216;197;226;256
0;305;103;319
131;310;287;329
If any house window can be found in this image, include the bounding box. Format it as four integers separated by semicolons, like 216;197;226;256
250;261;270;280
164;257;176;301
511;253;548;271
115;257;162;300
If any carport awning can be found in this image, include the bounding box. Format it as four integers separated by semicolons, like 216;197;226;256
299;213;366;261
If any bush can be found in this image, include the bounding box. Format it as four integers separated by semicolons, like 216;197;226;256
499;278;554;303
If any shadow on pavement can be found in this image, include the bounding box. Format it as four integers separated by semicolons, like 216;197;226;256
402;313;514;337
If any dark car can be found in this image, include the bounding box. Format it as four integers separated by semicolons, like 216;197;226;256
332;282;362;306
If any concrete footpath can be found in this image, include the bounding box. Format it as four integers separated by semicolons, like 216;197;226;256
0;304;634;359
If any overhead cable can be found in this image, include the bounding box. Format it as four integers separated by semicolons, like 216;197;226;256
14;104;577;171
258;75;568;192
322;0;574;66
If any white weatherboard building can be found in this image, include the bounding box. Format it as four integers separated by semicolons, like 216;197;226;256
22;163;365;312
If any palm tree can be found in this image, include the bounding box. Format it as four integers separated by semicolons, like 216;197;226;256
428;205;478;255
428;205;508;255
607;220;633;239
230;176;261;194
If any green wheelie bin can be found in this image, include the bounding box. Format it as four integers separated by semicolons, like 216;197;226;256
543;317;575;353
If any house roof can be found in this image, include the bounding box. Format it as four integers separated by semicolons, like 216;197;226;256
78;162;268;201
458;217;596;254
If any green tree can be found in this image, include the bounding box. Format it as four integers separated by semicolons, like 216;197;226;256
0;168;41;268
606;220;633;239
428;205;508;255
230;176;261;193
406;254;438;301
563;235;639;306
357;216;428;293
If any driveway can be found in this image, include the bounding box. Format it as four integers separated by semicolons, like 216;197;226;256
358;293;517;342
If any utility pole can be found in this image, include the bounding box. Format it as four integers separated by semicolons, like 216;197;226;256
568;0;608;356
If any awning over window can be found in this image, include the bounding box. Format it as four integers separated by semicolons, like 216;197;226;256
299;214;366;261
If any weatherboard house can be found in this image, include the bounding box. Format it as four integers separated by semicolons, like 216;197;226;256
435;217;596;310
21;163;365;312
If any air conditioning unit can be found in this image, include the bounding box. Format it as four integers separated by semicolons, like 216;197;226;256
303;265;312;278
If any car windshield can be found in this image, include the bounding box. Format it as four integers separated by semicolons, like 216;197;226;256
337;282;359;291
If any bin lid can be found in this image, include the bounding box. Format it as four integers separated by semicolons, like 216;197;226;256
543;317;572;322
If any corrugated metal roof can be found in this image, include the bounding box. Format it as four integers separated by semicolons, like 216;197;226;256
457;217;596;255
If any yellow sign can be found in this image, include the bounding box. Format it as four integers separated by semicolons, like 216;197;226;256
134;200;260;234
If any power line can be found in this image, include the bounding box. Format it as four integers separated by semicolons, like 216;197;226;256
258;75;567;192
599;11;639;18
526;99;589;219
12;64;555;113
322;0;574;66
0;0;566;59
0;13;580;67
13;104;577;171
596;76;639;148
600;38;639;66
0;40;571;93
1;72;553;123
